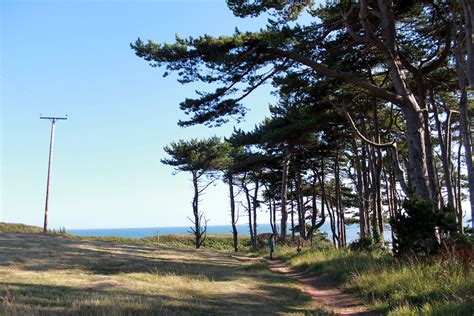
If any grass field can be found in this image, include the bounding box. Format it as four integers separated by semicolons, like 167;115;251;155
5;222;471;315
0;224;331;315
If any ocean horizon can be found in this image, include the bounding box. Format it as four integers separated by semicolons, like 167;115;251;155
69;222;392;243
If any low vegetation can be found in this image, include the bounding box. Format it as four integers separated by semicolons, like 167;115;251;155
81;234;253;252
0;222;68;236
149;234;253;252
0;222;46;234
275;243;474;315
0;222;252;252
3;222;473;315
0;225;329;315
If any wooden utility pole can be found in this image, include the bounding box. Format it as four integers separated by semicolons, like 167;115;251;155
40;116;67;233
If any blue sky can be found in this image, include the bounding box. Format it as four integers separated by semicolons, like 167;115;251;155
1;0;299;229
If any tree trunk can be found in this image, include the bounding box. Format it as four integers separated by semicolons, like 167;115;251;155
454;20;474;230
306;167;326;239
292;160;307;239
228;173;238;252
252;177;259;244
389;168;398;245
273;199;278;235
377;0;433;202
376;148;384;240
269;197;275;235
456;140;463;232
430;89;455;209
351;136;368;238
242;176;257;249
372;101;384;239
290;189;295;238
401;105;433;200
334;146;345;247
368;145;380;243
321;157;338;246
280;147;291;241
361;143;372;236
192;172;201;249
461;0;474;88
326;198;339;247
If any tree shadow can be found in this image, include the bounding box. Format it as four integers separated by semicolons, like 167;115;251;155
0;233;249;281
0;281;331;315
0;233;334;314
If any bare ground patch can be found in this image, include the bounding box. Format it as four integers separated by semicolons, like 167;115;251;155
267;260;376;316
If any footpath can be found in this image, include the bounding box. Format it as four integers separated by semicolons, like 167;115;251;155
267;259;377;316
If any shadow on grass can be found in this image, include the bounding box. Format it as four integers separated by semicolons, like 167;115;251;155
0;233;251;281
289;252;393;285
0;281;332;315
0;233;334;314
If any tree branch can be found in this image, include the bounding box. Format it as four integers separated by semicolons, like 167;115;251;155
341;107;411;196
259;47;403;105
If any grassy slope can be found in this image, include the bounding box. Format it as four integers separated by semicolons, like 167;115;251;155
0;224;331;315
83;234;254;252
0;222;252;252
0;223;44;234
275;247;474;315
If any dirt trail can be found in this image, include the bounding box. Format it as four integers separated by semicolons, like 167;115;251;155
267;259;377;316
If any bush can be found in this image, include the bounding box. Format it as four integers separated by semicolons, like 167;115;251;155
391;198;457;257
256;233;273;249
349;237;386;253
144;234;253;251
440;234;474;274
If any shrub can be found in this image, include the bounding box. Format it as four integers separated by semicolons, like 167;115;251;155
348;237;386;253
256;233;273;249
391;198;457;257
440;234;474;274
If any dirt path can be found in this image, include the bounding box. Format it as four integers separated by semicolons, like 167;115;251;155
267;259;377;316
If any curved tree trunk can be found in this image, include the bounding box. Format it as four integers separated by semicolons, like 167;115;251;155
377;0;433;202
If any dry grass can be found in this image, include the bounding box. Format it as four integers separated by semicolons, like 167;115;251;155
276;247;474;315
0;231;331;315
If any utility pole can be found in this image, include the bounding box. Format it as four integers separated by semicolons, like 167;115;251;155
40;116;67;233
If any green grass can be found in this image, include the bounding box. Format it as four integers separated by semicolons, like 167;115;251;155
275;247;474;315
0;222;70;236
145;234;253;251
0;222;45;234
0;224;332;315
0;222;252;252
7;222;472;314
70;234;253;252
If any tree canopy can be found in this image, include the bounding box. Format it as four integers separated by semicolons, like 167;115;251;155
142;0;473;250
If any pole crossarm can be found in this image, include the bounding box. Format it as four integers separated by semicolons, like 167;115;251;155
40;116;67;121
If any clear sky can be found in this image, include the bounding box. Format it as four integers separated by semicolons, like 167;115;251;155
1;0;298;229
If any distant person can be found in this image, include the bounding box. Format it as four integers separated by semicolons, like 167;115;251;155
268;233;275;260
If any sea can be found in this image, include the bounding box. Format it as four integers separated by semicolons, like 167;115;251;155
69;222;392;243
